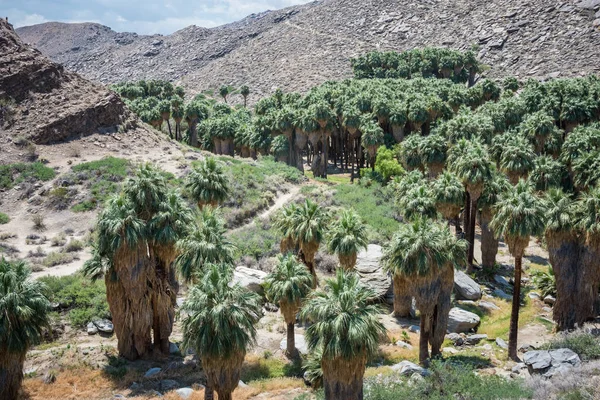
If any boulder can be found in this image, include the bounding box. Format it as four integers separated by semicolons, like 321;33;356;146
391;360;427;376
494;275;511;287
496;337;508;350
93;319;114;334
492;289;512;301
87;322;98;335
355;245;393;304
175;388;194;399
447;307;480;333
544;295;556;305
465;334;488;345
232;267;268;295
523;348;581;376
528;292;542;300
446;333;464;346
454;270;482;300
408;325;420;333
144;367;161;378
479;301;500;312
280;334;308;355
395;340;413;349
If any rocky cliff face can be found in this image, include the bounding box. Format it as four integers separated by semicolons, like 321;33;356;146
0;18;136;146
14;0;600;101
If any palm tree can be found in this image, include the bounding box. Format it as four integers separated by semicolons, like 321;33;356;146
84;164;193;359
158;99;172;138
219;85;230;103
432;171;464;228
450;140;493;271
399;184;438;221
185;101;209;147
181;263;261;400
499;133;535;184
383;218;466;364
264;254;313;357
300;270;385;400
0;259;50;400
326;209;368;270
576;187;600;321
529;155;566;192
274;203;299;254
478;172;510;270
175;208;235;283
240;85;250;108
185;157;230;209
490;180;546;360
288;199;329;287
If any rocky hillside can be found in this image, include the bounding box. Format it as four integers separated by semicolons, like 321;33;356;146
14;0;600;101
0;17;138;160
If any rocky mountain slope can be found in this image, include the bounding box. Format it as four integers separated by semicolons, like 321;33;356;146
0;17;141;162
14;0;600;101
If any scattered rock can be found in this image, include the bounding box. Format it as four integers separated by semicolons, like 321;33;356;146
395;340;413;349
523;349;581;377
232;266;268;295
465;334;488;345
528;292;542;300
144;367;162;378
492;289;512;301
519;344;536;353
443;347;459;354
576;0;600;10
454;270;482;300
512;362;527;374
238;380;248;388
544;295;556;305
446;333;464;346
391;360;427;376
355;245;393;304
113;395;126;399
479;301;500;312
494;275;511;287
87;322;98;335
175;388;194;399
496;337;508;349
93;319;114;334
263;302;279;312
447;307;481;333
280;334;308;355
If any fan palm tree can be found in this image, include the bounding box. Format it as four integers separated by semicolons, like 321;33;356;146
450;140;493;271
185;157;230;209
529;155;566;192
326;209;369;270
432;171;465;227
300;270;385;400
240;85;250;107
175;208;235;283
478;172;510;270
181;263;261;400
264;254;313;357
576;187;600;321
0;259;50;400
219;85;230;104
288;199;329;287
398;184;438;221
274;203;299;254
499;133;535;184
491;180;546;360
382;218;466;364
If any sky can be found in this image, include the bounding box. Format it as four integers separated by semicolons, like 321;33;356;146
0;0;314;35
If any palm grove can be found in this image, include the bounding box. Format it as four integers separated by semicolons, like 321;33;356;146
1;47;600;399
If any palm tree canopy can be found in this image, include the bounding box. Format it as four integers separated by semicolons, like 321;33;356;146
382;218;467;278
490;180;546;254
326;209;369;257
149;189;194;246
478;171;511;210
264;254;313;306
449;140;493;197
577;187;600;236
181;263;261;359
185;157;230;207
529;155;567;192
0;259;50;353
175;208;235;283
398;185;438;221
299;269;385;361
433;171;465;210
544;189;577;234
289;199;329;246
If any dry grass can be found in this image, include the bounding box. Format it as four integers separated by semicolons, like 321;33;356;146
378;344;419;365
24;368;125;400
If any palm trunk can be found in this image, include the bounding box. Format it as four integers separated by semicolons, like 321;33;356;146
0;350;25;400
190;120;198;147
480;208;498;270
508;254;523;361
286;322;296;357
217;391;232;400
463;192;470;238
166;120;173;138
322;357;365;400
392;275;412;317
466;197;478;272
204;385;214;400
419;315;431;365
430;266;453;357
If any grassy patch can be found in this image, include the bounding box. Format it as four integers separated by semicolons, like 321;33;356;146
241;355;303;383
0;162;56;189
0;212;9;224
39;274;110;328
475;296;544;339
42;251;77;267
228;219;280;262
71;157;129;176
70;157;130;212
545;330;600;360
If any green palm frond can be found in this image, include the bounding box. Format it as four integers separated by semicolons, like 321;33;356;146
264;254;313;307
576;187;600;236
326;209;369;257
432;171;465;216
185;157;230;207
544;189;577;234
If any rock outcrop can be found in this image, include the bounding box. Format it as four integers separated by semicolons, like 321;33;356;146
355;244;393;304
447;307;481;333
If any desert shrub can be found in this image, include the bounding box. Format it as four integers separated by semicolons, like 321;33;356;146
39;274;110;328
375;146;404;182
0;162;56;189
70;157;130;212
50;233;67;247
531;267;556;298
64;239;84;253
0;212;9;224
0;232;17;240
546;330;600;361
28;246;47;258
32;214;46;230
228;219;279;262
42;251;75;267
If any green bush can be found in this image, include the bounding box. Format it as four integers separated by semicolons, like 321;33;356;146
0;212;9;224
70;157;130;212
71;157;129;177
547;331;600;361
531;267;556;298
0;162;56;189
39;275;110;328
375;146;404;182
228;220;279;262
42;251;75;267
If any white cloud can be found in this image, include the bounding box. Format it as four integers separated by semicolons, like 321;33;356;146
9;13;49;27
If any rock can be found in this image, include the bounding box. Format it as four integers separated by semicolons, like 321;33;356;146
576;0;600;10
391;360;427;376
280;334;308;355
511;363;526;374
443;347;458;354
232;267;268;295
175;388;194;399
494;275;511;287
355;245;393;304
519;344;536;353
263;302;279;312
496;337;508;349
523;349;581;376
129;382;141;391
169;342;179;354
523;350;552;371
87;322;98;335
144;367;162;378
492;289;512;300
446;333;464;346
447;307;481;333
93;319;114;334
465;334;488;345
528;292;542;300
238;380;248;388
458;300;477;307
113;395;126;399
454;270;482;300
479;301;500;312
395;340;413;349
544;295;556;305
549;348;581;367
408;325;420;333
159;380;180;391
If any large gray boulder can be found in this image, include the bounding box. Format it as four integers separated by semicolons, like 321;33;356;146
355;245;393;304
523;348;581;377
391;360;427;376
280;334;309;355
93;319;114;334
232;266;268;295
447;307;481;333
454;270;482;300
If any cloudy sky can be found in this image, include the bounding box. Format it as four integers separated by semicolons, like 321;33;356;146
1;0;313;34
